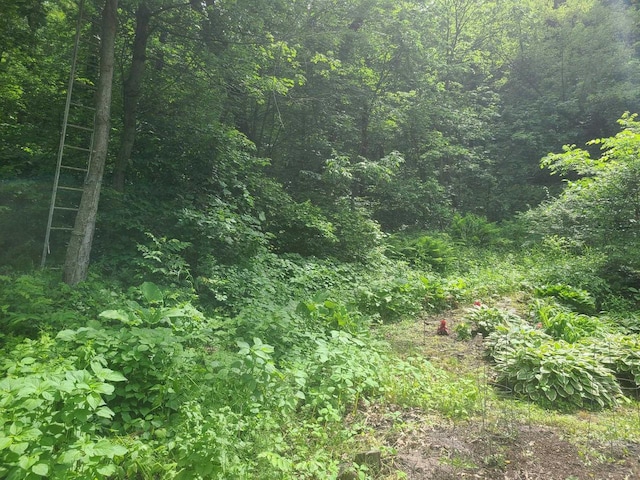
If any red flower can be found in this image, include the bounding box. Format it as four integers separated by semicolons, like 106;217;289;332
474;301;482;307
437;319;450;336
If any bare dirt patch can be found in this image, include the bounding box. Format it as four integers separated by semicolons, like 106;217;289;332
384;417;640;479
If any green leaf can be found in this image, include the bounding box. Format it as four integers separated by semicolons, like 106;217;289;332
21;428;42;441
58;449;83;465
10;442;28;455
141;282;163;304
545;388;557;402
86;393;103;410
22;398;44;411
0;437;12;450
100;309;135;324
92;439;128;458
32;464;49;476
97;464;116;476
95;406;115;419
102;370;127;382
56;329;77;341
91;364;126;383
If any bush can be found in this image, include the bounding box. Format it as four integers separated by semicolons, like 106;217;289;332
529;300;606;343
356;275;427;322
297;292;364;334
534;283;596;315
527;241;611;304
480;304;624;410
484;323;551;361
463;304;523;337
386;233;455;272
327;203;384;262
0;336;134;479
598;254;640;295
0;272;123;344
382;357;480;419
55;282;213;432
493;340;622;410
449;213;499;247
582;334;640;393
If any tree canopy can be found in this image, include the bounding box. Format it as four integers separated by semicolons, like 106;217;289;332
1;0;640;271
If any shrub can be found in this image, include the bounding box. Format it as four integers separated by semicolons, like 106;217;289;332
297;292;364;334
463;305;523;337
534;283;596;315
493;340;622;410
301;331;387;420
0;272;122;344
256;179;338;257
356;275;426;322
454;322;472;341
0;336;133;479
449;213;499;247
419;274;451;311
598;254;640;295
484;323;551;361
529;300;606;343
55;282;212;432
527;242;611;304
327;203;384;262
582;334;640;393
386;233;455;272
602;311;640;334
0;180;49;269
171;403;255;479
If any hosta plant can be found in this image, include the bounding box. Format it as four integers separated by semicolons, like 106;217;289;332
464;305;524;337
493;340;623;410
581;334;640;392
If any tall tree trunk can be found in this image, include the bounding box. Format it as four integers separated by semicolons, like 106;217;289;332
63;0;118;285
113;3;151;192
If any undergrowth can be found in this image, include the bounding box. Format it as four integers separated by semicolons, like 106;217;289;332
2;231;640;478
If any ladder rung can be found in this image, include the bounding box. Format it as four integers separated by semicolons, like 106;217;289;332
51;227;74;231
67;123;93;131
64;145;92;153
60;165;88;172
70;102;96;110
54;206;79;212
58;186;84;192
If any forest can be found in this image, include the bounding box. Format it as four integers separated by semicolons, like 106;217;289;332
3;0;640;478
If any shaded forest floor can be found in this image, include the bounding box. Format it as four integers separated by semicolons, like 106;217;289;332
356;300;640;480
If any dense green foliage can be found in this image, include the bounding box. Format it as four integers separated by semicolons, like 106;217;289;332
0;250;476;478
4;0;640;478
3;0;640;268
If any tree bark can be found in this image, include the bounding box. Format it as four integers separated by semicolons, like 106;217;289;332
63;0;118;285
112;3;151;192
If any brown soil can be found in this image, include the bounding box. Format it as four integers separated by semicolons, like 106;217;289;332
359;300;640;480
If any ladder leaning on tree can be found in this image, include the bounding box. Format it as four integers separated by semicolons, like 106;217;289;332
41;0;100;268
